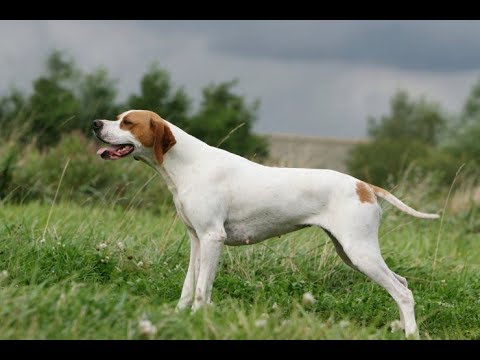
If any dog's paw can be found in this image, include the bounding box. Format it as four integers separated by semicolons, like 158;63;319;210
191;301;214;313
175;300;192;313
405;329;420;340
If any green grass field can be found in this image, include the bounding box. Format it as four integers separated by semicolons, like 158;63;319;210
0;195;479;340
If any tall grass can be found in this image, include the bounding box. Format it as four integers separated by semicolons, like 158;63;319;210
0;195;479;339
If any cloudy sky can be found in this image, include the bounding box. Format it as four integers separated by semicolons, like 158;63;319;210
1;20;479;139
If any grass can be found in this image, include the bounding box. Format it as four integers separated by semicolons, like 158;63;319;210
0;197;479;340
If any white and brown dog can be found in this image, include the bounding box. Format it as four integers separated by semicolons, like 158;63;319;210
92;109;439;337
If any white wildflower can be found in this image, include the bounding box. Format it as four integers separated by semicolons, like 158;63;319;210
339;320;350;329
138;319;157;336
137;261;144;268
272;302;279;310
0;270;8;281
96;243;107;251
390;320;404;333
254;313;269;328
302;292;316;306
436;301;454;308
254;318;267;328
116;242;125;251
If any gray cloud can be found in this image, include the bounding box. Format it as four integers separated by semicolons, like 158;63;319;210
145;20;480;72
0;20;478;139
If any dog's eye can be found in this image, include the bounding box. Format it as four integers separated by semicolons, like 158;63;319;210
123;119;133;126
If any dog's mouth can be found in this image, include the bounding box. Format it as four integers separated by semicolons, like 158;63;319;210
96;144;135;160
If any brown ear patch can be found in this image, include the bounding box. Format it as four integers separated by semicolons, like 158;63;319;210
161;124;176;154
151;118;176;165
356;182;376;204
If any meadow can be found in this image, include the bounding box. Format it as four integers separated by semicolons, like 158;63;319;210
0;140;479;339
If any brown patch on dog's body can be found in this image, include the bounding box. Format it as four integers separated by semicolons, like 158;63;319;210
356;181;377;203
118;110;176;164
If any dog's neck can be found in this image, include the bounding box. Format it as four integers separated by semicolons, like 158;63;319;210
152;121;211;194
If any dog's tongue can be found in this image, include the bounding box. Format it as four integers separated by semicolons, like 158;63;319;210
96;145;133;160
96;147;112;156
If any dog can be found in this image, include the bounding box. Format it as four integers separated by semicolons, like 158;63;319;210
92;109;439;337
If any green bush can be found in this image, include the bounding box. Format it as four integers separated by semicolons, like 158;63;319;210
414;149;475;186
187;80;269;160
346;138;431;186
345;90;475;187
0;143;19;200
6;132;172;212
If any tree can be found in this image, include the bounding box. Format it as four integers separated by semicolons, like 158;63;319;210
367;90;446;146
347;90;449;186
0;51;123;148
188;80;268;159
77;67;121;133
126;63;191;128
28;51;81;148
0;89;28;138
461;78;480;122
447;79;480;162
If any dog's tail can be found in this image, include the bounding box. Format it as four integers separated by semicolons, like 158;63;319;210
369;184;440;219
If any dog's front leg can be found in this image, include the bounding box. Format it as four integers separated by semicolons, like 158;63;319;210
176;229;200;311
192;229;226;311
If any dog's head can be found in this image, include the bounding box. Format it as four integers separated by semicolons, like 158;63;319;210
92;109;176;166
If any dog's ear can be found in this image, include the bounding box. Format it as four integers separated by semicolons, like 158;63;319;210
150;118;176;165
162;123;176;154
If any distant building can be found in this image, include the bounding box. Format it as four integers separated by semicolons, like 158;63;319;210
262;133;367;172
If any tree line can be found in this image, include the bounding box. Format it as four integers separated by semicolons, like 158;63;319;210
347;85;480;187
0;50;268;159
1;49;479;196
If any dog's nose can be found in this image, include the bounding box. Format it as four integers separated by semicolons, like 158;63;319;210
92;120;103;132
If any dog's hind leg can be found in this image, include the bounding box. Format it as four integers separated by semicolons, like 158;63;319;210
313;206;418;338
341;240;417;337
328;232;417;337
325;228;408;287
391;272;408;288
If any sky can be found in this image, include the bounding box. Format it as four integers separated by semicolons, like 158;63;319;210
1;20;479;139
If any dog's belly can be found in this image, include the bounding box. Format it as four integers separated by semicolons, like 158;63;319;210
223;219;309;246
